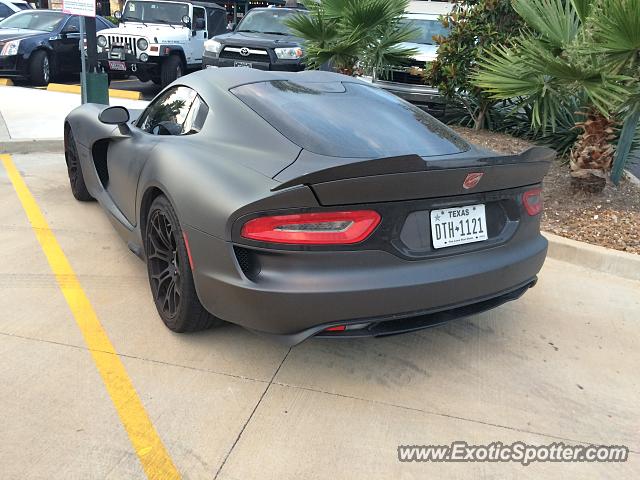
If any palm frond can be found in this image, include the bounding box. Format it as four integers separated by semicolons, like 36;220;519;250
512;0;581;49
586;0;640;73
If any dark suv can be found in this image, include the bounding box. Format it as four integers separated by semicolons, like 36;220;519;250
202;7;306;71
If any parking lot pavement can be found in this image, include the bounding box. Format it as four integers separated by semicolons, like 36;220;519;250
1;152;639;479
10;76;162;101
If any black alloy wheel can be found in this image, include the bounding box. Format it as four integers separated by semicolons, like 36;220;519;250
145;195;221;332
65;128;93;201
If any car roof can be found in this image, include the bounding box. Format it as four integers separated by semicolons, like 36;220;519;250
403;12;442;21
245;7;306;14
129;0;226;11
182;68;363;96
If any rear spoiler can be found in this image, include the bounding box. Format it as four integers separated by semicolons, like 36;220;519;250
271;147;555;192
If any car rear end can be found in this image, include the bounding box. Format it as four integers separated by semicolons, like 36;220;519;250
190;75;552;344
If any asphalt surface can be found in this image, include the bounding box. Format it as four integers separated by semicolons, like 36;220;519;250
0;151;638;479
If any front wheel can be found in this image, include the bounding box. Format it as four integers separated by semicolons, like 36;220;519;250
145;195;222;332
29;50;51;86
160;55;183;87
64;128;93;201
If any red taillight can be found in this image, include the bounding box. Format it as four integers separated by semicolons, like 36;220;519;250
325;325;346;332
523;188;543;216
241;210;381;245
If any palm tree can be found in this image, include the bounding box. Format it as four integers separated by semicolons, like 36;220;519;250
473;0;638;192
285;0;417;76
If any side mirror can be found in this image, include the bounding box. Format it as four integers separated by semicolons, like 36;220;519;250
181;15;191;28
99;106;130;125
114;11;122;19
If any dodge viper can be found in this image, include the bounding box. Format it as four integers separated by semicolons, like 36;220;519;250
64;68;553;344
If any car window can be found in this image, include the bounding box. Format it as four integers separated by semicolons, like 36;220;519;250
14;2;31;10
0;10;64;31
62;16;80;33
0;4;13;17
97;17;112;30
193;6;205;30
182;95;209;135
236;9;298;35
206;8;225;38
122;0;189;26
137;86;208;136
231;80;469;158
401;18;450;45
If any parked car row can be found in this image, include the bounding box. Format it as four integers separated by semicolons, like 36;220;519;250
0;0;452;111
0;0;31;22
0;9;114;85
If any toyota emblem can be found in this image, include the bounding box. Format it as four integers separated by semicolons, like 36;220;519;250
463;172;484;189
240;47;250;57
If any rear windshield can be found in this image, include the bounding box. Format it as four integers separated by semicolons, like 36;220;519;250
231;81;469;158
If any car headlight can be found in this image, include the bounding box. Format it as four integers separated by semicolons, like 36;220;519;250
274;47;303;60
137;38;148;51
0;40;20;56
97;35;108;48
203;39;223;54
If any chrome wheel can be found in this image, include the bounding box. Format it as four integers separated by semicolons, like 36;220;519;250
42;56;50;84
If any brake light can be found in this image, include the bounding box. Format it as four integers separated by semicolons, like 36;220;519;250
523;188;543;216
241;210;381;245
325;325;346;332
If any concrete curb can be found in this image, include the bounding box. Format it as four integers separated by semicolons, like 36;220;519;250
0;138;64;154
544;232;640;281
46;83;142;100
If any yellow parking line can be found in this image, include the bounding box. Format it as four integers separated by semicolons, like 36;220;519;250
0;154;180;480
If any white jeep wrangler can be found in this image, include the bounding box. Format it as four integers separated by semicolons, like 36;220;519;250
96;0;227;87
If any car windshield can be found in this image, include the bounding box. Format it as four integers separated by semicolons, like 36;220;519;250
231;80;469;158
236;9;299;35
121;0;189;25
401;17;449;45
0;10;64;31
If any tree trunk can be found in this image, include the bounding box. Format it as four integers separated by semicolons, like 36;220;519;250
474;105;486;131
569;110;618;193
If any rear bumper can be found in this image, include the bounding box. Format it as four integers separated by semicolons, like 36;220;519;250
187;225;548;344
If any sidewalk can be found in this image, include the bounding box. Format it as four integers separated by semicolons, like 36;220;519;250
0;86;148;141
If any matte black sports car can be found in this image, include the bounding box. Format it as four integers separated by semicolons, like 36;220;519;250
0;10;113;85
64;68;552;344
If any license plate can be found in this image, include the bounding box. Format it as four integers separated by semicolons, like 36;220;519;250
430;204;488;249
234;61;252;68
108;60;126;71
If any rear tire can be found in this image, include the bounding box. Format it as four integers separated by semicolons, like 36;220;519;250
160;55;183;87
145;195;222;333
64;128;94;201
29;50;51;86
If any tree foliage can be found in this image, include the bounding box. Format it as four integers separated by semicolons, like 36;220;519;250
426;0;524;130
286;0;417;75
473;0;640;186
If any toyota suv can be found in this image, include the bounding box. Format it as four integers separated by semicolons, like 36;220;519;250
96;0;227;87
202;7;306;71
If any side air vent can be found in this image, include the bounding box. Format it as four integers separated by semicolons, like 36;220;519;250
91;139;110;187
233;246;261;280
